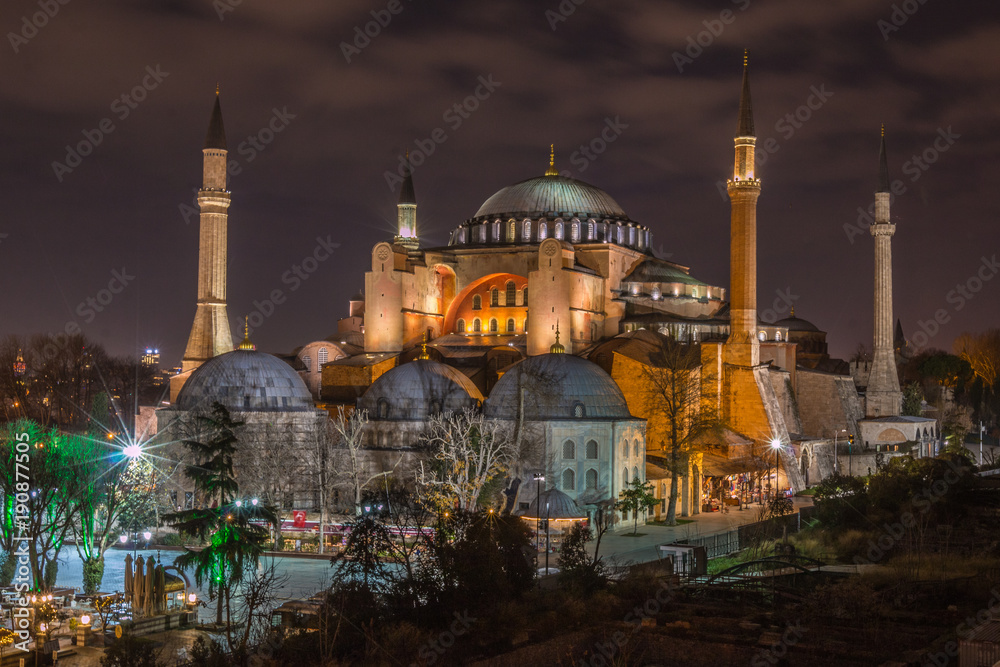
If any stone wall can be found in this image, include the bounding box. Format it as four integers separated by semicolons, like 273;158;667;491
795;368;863;442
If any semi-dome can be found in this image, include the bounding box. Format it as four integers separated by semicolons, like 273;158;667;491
473;175;628;221
773;312;821;333
176;349;315;412
517;488;587;519
359;359;483;420
484;353;632;421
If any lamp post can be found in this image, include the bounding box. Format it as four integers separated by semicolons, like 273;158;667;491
532;473;544;573
833;429;846;474
981;422;986;467
769;439;782;501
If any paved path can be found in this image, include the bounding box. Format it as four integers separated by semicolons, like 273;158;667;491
583;497;814;565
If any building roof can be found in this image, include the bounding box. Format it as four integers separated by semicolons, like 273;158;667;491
473;174;629;221
773;313;822;333
204;93;227;151
516;488;587;520
861;415;937;424
623;256;707;286
484;353;634;421
176;349;314;412
359;358;483;420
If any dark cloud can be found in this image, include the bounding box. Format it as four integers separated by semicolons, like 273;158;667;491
0;0;998;364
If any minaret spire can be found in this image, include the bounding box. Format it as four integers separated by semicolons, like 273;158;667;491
545;144;559;177
179;90;235;381
866;126;902;416
394;150;419;250
725;50;762;366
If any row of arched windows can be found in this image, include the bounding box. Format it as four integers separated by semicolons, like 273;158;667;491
451;217;651;250
473;281;527;310
562;439;600;460
622;466;640;486
561;468;599;492
622;439;641;459
456;318;521;334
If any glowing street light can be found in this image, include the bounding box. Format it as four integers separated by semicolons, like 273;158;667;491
143;531;151;541
123;444;142;459
769;439;782;500
119;535;127;544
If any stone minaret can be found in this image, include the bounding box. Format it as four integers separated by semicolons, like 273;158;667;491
725;51;761;368
866;127;902;416
181;91;234;373
394;153;418;250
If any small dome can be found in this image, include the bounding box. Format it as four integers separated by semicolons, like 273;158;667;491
473;175;628;221
177;350;315;412
359;359;483;420
773;315;821;333
485;354;632;421
517;488;586;519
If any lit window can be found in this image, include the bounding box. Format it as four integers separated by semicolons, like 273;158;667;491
506;281;516;306
572;402;585;418
491;289;499;307
507;318;515;333
775;331;782;342
758;331;767;341
457;319;466;333
490;318;498;333
318;347;328;367
523;220;532;240
473;295;482;311
474;319;481;333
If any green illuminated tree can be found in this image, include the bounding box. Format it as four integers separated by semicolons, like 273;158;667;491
616;477;657;535
164;403;278;630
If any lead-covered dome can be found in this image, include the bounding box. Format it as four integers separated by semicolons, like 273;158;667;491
485;354;632;421
473;175;628;221
359;359;483;420
176;350;315;412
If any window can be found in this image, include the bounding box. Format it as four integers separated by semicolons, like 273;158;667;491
563;440;576;459
562;469;576;491
377;398;390;419
473;294;482;310
507;318;515;333
491;288;499;307
622;467;629;487
318;347;328;367
489;318;498;333
555;220;564;239
572;402;585;418
473;319;481;333
633;466;639;481
508;220;516;241
457;318;466;333
586;440;598;459
493;221;501;242
169;490;178;508
523;220;532;240
505;281;515;305
758;331;766;341
571;222;580;242
538;222;547;240
523;287;528;306
302;354;311;371
623;442;629;459
634;440;640;458
587;221;595;240
775;331;782;342
585;468;598;490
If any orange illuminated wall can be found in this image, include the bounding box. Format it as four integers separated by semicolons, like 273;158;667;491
444;273;528;335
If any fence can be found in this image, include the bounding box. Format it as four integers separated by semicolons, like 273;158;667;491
680;512;802;559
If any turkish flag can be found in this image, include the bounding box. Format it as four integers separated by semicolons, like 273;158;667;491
292;511;306;528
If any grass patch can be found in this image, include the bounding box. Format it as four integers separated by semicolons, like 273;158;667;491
796;487;818;496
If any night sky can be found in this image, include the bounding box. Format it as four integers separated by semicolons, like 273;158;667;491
2;0;997;366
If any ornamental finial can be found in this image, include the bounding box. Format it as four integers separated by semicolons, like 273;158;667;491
238;317;256;351
545;144;558;176
744;48;748;67
417;332;430;360
550;321;565;354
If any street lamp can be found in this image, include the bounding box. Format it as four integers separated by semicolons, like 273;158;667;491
532;473;545;574
833;429;846;474
769;439;782;500
123;444;142;459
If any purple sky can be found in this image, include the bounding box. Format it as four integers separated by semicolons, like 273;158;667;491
1;0;998;365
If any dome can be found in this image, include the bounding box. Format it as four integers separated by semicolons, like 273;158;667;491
359;359;483;420
517;488;587;519
473;175;628;221
773;315;821;333
176;350;315;412
485;354;632;421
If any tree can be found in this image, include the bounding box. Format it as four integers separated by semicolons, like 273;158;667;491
616;478;656;535
642;339;721;525
330;407;393;516
164;403;278;630
100;633;161;667
417;409;516;512
902;382;924;417
956;330;1000;426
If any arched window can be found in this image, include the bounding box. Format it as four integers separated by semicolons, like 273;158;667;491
775;331;782;342
377;398;390;419
587;220;595;240
302;354;311;371
555;220;564;240
523;287;528;306
508;220;516;242
491;288;499;307
490;318;498;333
632;466;639;481
507;318;515;333
563;440;576;459
457;318;466;333
562;469;576;491
538;222;547;240
571;221;580;243
622;467;629;487
572;402;585;418
758;331;766;341
523;220;532;240
473;319;481;333
585;468;598;490
473;294;482;310
506;281;516;306
493;221;501;242
318;347;328;367
634;440;640;458
586;440;598;459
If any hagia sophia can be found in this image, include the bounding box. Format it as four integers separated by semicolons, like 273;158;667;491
155;56;939;529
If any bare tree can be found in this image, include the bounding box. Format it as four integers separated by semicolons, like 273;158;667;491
417;408;516;512
330;407;393;516
642;339;721;526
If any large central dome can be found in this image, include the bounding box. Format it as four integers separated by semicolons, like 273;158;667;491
473;175;628;221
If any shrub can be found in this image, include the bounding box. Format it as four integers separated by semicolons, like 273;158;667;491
83;557;105;595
